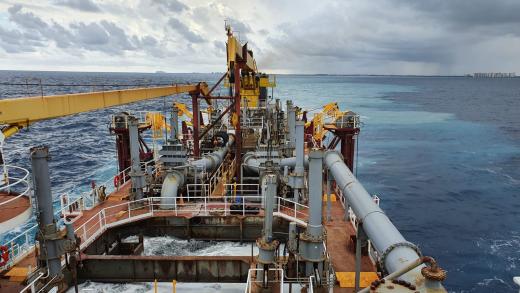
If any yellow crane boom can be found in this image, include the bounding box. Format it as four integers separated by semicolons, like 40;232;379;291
0;83;208;139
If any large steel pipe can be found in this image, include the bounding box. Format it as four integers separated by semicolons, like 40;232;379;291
242;153;309;174
294;121;305;175
160;134;235;208
287;100;296;147
324;151;422;280
30;146;62;277
191;134;235;171
128;116;145;200
160;170;184;209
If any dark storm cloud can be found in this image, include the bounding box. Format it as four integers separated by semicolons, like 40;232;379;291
151;0;188;13
261;0;520;73
54;0;101;12
398;0;520;27
168;18;204;43
0;4;160;56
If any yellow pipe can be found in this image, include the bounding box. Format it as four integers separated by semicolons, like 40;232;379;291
154;279;158;293
172;279;177;293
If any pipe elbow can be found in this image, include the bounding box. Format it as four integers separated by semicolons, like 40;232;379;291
160;171;184;209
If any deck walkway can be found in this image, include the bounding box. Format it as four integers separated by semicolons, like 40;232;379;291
0;184;132;292
324;199;376;292
0;193;30;224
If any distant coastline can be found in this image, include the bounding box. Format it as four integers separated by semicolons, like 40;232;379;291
0;69;518;78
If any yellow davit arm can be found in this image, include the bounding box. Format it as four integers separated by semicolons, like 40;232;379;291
0;83;208;139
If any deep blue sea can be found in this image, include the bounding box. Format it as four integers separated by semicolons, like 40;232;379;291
1;71;519;292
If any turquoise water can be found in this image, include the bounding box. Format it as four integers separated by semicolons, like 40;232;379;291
1;72;519;292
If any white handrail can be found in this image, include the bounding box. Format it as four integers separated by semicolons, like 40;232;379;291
244;268;284;293
3;194;309;271
73;196;308;251
1;159;157;270
0;165;31;207
20;271;45;293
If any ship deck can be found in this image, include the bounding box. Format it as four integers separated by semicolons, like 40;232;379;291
1;183;378;292
324;199;376;292
0;193;30;224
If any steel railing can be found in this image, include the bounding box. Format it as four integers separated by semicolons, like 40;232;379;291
2;176;309;271
73;195;308;251
1;159;157;271
0;165;31;207
0;224;38;270
244;268;284;293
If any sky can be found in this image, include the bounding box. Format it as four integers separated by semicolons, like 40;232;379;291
0;0;519;75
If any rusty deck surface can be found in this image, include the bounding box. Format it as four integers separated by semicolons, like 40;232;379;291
0;193;30;223
2;182;377;292
324;200;376;292
0;184;132;291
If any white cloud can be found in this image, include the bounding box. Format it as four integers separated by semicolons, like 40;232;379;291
0;0;519;74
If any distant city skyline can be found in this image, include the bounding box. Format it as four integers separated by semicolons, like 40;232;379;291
0;0;519;75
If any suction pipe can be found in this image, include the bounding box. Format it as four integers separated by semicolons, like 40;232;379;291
324;151;424;282
160;135;235;208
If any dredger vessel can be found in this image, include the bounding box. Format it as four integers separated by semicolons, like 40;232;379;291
0;25;447;293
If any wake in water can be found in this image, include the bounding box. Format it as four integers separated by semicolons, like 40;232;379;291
123;235;258;256
69;236;257;292
70;281;245;293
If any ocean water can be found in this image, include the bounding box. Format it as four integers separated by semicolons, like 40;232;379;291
1;71;519;292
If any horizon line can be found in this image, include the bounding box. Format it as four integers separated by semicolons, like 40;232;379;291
0;69;517;78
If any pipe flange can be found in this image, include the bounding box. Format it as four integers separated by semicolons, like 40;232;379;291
421;266;447;281
421;256;447;282
379;242;422;274
299;231;324;242
256;238;279;250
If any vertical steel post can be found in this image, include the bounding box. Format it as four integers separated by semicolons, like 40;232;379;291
337;128;359;172
128;116;145;200
263;174;276;240
293;121;305;203
171;107;179;142
355;224;366;292
234;63;242;182
287;100;295;147
326;170;331;222
295;121;305;175
300;149;326;279
0;140;9;189
308;149;323;237
192;94;200;157
256;174;279;285
30;146;62;278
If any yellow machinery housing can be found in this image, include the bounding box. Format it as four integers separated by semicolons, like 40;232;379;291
224;22;276;108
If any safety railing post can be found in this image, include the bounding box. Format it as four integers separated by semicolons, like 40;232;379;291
98;212;103;231
82;226;87;242
128;202;131;219
204;197;207;215
25;231;29;249
242;197;245;216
